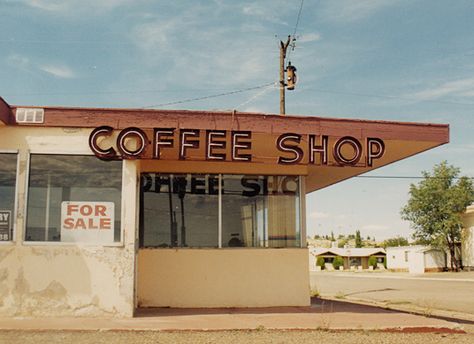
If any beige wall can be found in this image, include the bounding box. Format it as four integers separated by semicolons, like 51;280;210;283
462;205;474;269
137;248;310;308
0;127;138;317
0;126;311;316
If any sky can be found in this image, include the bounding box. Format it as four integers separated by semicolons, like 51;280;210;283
1;0;474;241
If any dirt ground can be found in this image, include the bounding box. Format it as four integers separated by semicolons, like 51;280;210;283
1;330;474;344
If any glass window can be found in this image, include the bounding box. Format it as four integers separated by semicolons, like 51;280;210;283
26;155;122;242
140;173;301;248
0;153;17;242
222;175;301;248
140;173;218;248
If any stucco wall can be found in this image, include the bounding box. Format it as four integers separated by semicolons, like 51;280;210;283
387;246;446;274
137;248;310;308
462;205;474;269
0;127;138;317
386;246;411;270
424;250;446;269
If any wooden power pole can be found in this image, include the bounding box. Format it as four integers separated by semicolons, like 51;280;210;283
279;36;291;115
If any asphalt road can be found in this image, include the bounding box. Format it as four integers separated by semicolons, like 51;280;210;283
310;271;474;316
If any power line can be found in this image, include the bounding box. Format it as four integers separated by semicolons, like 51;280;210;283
301;87;474;107
1;88;240;97
287;0;305;61
293;0;305;38
235;82;277;109
141;82;275;109
356;176;474;180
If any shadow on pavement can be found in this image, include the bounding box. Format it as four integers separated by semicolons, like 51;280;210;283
135;297;398;317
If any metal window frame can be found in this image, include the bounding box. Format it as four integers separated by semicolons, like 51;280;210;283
0;150;20;245
22;151;125;247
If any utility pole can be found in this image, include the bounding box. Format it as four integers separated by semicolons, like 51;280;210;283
279;35;291;115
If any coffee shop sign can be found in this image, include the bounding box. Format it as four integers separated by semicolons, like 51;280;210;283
89;126;385;167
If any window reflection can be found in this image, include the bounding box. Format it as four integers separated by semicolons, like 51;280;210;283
26;155;122;242
140;173;301;248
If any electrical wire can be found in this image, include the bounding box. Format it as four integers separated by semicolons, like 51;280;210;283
293;0;305;38
301;87;474;107
356;176;474;180
141;82;275;109
234;82;277;110
287;0;305;61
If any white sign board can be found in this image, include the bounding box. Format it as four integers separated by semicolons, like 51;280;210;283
61;202;115;243
0;210;11;241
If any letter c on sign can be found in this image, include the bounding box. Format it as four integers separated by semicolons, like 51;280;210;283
89;126;116;160
117;127;148;159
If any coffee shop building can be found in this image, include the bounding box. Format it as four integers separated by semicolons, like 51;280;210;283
0;97;449;317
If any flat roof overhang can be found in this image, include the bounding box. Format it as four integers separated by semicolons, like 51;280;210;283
2;100;449;193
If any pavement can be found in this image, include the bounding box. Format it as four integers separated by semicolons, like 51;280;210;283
310;270;474;323
0;299;469;333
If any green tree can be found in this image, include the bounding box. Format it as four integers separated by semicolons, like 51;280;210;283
337;238;348;248
368;256;378;269
382;236;409;248
316;257;325;270
333;256;344;270
330;231;335;241
401;161;474;271
355;230;362;248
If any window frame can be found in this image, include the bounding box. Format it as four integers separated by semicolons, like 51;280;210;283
0;150;20;245
23;152;125;247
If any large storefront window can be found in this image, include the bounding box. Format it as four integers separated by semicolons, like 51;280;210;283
0;153;17;242
140;173;301;248
26;155;122;243
140;174;219;247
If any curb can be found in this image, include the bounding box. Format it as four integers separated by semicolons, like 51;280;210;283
320;296;474;324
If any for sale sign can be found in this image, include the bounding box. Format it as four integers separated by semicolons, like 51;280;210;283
61;202;115;243
0;210;11;241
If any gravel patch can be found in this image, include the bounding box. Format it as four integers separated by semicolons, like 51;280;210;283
1;330;473;344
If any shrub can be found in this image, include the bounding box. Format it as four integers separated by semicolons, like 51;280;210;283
316;257;325;269
333;256;344;270
368;256;378;268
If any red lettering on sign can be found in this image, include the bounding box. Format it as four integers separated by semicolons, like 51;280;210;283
95;205;107;216
67;204;78;216
63;218;74;229
80;205;93;216
100;218;111;229
88;218;98;229
75;218;86;229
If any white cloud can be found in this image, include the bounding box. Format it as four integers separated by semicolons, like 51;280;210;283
242;2;288;25
40;64;76;78
22;0;137;13
309;211;330;219
321;0;401;22
298;33;321;43
361;224;389;232
411;78;474;101
6;54;30;69
24;0;64;11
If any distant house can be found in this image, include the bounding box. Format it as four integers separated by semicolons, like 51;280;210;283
462;205;474;271
386;245;446;273
309;247;386;271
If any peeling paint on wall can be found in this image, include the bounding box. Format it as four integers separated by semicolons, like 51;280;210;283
0;127;138;317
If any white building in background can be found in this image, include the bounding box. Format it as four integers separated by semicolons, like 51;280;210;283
462;205;474;271
386;246;446;274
